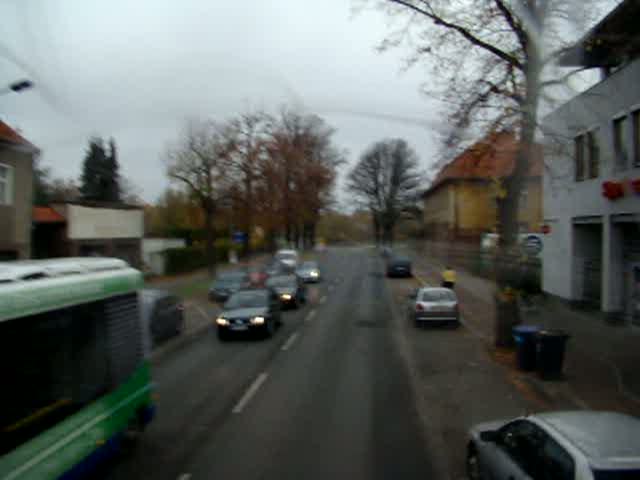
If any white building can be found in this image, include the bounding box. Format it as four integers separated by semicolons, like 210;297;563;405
33;202;144;267
142;238;186;275
542;0;640;325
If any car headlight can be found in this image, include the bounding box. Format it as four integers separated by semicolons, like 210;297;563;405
310;270;319;277
281;293;292;300
250;316;265;325
216;317;229;326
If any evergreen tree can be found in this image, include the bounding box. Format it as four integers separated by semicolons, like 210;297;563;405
79;136;121;202
104;137;121;202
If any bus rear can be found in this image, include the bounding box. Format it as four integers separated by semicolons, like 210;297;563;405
0;258;154;480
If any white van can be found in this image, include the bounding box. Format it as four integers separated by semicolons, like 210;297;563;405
275;249;299;268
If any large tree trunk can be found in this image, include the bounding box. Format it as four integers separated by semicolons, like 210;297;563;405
204;205;216;275
493;26;541;347
372;212;381;245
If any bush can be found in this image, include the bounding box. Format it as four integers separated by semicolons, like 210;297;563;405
164;247;208;274
163;240;244;275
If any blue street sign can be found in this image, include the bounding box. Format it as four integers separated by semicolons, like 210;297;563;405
232;231;247;244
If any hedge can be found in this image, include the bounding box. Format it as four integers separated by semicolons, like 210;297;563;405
164;242;242;275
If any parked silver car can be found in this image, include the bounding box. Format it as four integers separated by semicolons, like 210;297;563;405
407;287;459;326
467;411;640;480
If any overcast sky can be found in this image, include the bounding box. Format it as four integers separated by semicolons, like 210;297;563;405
0;0;449;203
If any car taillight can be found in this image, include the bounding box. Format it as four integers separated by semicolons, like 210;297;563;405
415;303;424;312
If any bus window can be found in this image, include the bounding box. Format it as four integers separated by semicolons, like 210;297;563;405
0;294;139;456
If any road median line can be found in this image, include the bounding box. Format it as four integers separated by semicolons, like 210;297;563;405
281;332;299;351
232;372;269;414
305;310;316;322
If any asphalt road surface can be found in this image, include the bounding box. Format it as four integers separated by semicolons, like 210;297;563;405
97;247;435;480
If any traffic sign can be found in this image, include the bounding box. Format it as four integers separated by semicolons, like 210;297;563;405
232;231;247;244
523;234;543;255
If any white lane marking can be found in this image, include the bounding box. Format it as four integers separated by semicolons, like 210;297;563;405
319;296;327;304
177;474;192;480
305;310;316;322
281;332;299;351
232;372;269;414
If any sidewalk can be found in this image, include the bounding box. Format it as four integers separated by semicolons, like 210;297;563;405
409;252;640;416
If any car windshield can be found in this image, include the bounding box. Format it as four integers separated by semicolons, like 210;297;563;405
7;2;636;479
392;256;410;263
592;471;640;480
213;273;245;286
421;290;454;302
224;291;268;309
266;276;296;288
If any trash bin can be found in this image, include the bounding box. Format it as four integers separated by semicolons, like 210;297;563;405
513;325;541;371
536;329;570;379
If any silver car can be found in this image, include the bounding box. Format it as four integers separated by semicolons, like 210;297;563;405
296;261;321;283
407;287;459;326
467;411;640;479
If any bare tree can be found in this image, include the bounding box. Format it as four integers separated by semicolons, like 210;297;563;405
219;111;272;255
264;108;345;248
164;118;230;273
376;0;604;343
347;138;422;245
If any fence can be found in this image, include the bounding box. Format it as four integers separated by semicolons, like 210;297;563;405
412;240;542;294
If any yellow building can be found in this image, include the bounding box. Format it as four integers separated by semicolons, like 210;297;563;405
423;132;543;241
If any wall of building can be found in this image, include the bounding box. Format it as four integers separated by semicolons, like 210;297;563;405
142;238;186;275
543;57;640;311
0;146;33;259
454;181;496;237
64;205;144;240
424;178;542;242
423;184;454;239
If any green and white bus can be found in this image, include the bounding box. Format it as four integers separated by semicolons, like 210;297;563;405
0;258;155;480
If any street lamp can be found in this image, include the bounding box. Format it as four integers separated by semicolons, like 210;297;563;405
0;79;34;96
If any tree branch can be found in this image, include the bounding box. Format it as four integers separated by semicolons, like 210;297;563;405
493;0;528;52
387;0;524;71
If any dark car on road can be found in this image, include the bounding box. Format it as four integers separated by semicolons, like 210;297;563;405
296;260;321;283
386;255;412;277
215;289;281;340
266;274;307;309
408;287;459;327
140;289;185;351
209;270;248;303
467;411;640;480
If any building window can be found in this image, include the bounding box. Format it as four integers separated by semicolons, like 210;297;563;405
587;130;599;178
574;135;585;181
0;163;13;205
633;110;640;166
613;116;628;169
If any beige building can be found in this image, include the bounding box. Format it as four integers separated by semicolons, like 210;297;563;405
423;132;543;241
0;121;37;260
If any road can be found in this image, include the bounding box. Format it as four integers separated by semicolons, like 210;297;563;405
97;247;436;480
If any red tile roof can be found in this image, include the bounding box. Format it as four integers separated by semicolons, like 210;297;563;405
33;206;66;223
0;120;38;151
426;131;543;195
